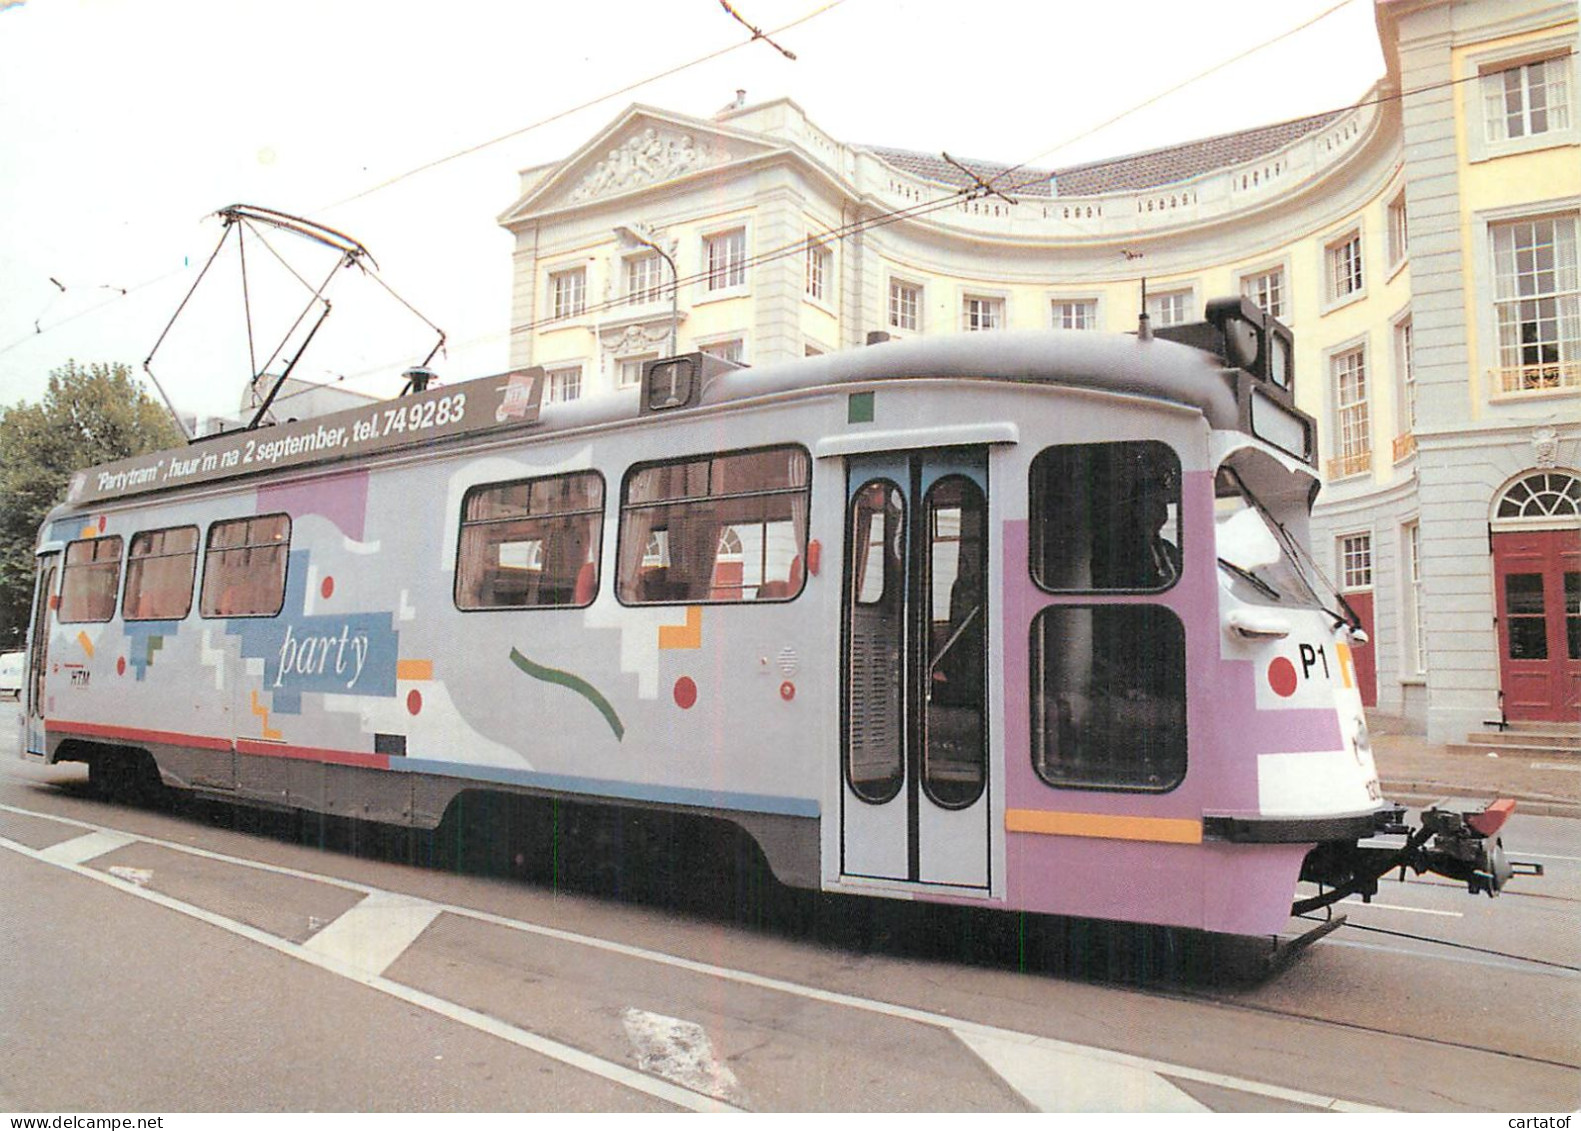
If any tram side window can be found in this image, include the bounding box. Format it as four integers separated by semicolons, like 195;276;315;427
199;514;291;618
1031;605;1186;791
1030;441;1181;592
619;446;810;604
456;471;604;609
123;526;199;621
59;536;124;623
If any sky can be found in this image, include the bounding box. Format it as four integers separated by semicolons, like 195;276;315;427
0;0;1387;424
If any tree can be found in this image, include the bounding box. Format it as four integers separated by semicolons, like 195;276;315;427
0;361;185;648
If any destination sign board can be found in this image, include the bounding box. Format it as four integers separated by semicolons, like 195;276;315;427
64;367;544;508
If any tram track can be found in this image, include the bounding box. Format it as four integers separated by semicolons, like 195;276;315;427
0;795;1395;1113
3;782;1577;1111
1154;979;1581;1073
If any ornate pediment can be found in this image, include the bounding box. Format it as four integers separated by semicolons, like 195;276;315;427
568;126;727;203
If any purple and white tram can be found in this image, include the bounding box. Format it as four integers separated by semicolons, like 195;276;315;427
17;297;1529;938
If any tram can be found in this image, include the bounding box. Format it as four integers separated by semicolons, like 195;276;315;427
17;295;1533;938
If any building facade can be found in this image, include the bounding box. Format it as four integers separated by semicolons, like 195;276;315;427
497;0;1579;742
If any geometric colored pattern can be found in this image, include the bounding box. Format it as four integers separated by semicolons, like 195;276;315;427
508;646;624;741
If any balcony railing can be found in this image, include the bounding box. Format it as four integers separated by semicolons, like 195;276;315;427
1325;451;1372;480
1392;432;1417;462
1493;361;1581;395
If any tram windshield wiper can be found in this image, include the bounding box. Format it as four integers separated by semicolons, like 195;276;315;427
1216;557;1281;601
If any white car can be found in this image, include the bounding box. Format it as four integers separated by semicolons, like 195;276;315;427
0;651;23;702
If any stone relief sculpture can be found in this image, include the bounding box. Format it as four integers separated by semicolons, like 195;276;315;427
599;323;672;358
1531;426;1559;469
571;129;714;201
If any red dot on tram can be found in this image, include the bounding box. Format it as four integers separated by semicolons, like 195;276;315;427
780;681;796;701
321;576;334;599
116;656;126;676
406;689;422;715
1268;657;1299;697
673;676;697;709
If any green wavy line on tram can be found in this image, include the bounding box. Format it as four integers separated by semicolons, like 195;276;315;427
508;647;625;742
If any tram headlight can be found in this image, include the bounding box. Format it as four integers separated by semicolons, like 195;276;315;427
1222;316;1260;371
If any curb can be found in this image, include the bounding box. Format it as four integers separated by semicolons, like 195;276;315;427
1381;782;1581;821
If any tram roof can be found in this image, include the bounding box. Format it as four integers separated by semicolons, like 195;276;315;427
57;330;1242;513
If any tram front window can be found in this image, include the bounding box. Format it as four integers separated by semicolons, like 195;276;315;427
1213;467;1324;607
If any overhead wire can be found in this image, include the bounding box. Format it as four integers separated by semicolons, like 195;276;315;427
315;0;847;214
0;1;849;368
11;1;1545;388
985;0;1363;191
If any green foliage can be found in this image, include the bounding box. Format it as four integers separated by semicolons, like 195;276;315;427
0;361;185;647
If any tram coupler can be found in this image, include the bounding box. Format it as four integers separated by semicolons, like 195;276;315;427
1411;799;1544;897
1294;797;1542;915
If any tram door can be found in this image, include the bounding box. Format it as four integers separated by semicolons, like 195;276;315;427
841;449;990;888
24;553;58;757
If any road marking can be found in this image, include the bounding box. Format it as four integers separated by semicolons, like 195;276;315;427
0;829;735;1112
956;1029;1208;1112
1353;901;1462;918
1529;763;1581;773
36;829;133;866
0;801;1389;1113
621;1008;750;1108
302;889;443;976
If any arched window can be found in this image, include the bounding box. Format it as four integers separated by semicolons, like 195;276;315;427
1495;472;1581;520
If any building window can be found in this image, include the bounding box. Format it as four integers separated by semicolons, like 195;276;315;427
1403;520;1426;676
618;356;654;389
1495;471;1581;520
1387;192;1409;268
1052;300;1097;330
704;229;746;291
1327;232;1364;303
200;514;290;618
456;472;604;610
1147;290;1192;328
1491;214;1580;393
1394;317;1416;460
1330;347;1371;479
59;536;124;623
544;365;582;404
1241;269;1285;320
549;268;586;321
1339;533;1373;591
625;255;666;305
1484;56;1571;143
805;242;830;302
889;280;921;331
700;339;744;365
962;295;1003;332
618;446;810;604
123;526;199;621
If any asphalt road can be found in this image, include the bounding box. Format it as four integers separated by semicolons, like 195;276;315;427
2;704;1577;1113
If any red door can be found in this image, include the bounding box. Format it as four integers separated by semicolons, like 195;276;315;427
1494;528;1581;721
1347;590;1378;707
